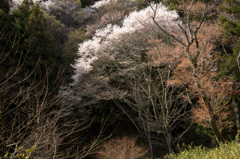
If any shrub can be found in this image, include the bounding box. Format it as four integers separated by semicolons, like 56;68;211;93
96;137;148;159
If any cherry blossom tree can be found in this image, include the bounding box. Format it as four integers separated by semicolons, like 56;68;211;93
66;3;187;156
72;3;180;84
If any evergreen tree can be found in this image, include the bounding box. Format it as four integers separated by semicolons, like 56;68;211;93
11;0;62;86
0;6;23;83
218;0;240;80
12;0;33;39
24;3;55;74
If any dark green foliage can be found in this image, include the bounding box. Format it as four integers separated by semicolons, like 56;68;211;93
43;12;77;83
0;9;25;84
25;4;54;65
64;27;86;63
196;125;219;146
0;0;10;14
61;27;86;80
219;19;240;38
48;0;84;28
218;0;240;81
219;47;240;80
0;10;12;51
12;0;33;36
218;0;240;14
12;1;58;83
8;0;76;86
44;12;67;56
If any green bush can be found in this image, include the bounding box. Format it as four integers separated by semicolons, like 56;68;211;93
164;142;240;159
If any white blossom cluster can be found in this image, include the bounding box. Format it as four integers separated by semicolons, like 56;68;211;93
72;3;181;83
91;0;118;9
12;0;54;11
41;0;54;11
12;0;52;5
91;0;137;9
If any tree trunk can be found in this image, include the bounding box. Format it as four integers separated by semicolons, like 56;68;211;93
165;130;175;154
145;122;153;158
0;96;6;156
233;96;240;142
141;112;153;158
204;98;225;144
147;134;153;158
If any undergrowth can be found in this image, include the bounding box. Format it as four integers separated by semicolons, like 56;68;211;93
164;141;240;159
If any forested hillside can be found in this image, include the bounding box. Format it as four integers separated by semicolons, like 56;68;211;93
1;0;240;158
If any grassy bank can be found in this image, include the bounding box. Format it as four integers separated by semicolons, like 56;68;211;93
164;142;240;159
